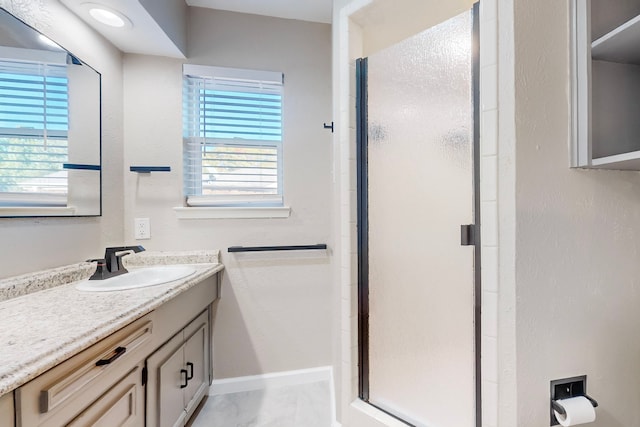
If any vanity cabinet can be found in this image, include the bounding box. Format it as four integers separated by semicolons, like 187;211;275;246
146;310;209;427
572;0;640;169
0;392;14;426
12;270;219;427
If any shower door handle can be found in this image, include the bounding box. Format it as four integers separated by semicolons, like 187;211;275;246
460;224;476;246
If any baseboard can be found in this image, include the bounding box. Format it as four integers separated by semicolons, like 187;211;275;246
209;365;333;395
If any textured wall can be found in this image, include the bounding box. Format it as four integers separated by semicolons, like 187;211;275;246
0;0;124;278
514;1;640;426
122;9;333;378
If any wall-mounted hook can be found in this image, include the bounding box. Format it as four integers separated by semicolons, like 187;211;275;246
323;121;334;133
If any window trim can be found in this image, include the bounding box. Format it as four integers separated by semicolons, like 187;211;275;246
183;64;282;87
182;64;285;208
0;206;76;217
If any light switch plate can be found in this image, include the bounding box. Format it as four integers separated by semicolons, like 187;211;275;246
134;218;150;240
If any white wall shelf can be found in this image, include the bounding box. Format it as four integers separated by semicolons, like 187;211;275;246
592;14;640;64
571;1;640;170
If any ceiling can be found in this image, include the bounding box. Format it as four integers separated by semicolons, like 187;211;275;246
187;0;332;24
59;0;333;58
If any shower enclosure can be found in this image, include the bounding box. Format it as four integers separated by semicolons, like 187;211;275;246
356;5;480;426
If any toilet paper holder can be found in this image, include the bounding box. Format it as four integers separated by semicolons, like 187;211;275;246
550;375;598;426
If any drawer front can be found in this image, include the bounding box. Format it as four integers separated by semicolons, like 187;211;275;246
16;313;155;427
67;364;144;427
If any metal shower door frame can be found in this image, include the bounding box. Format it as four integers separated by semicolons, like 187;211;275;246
355;3;481;426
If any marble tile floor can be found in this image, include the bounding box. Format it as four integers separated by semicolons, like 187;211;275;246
189;380;333;427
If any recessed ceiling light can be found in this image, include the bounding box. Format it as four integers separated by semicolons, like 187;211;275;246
82;3;132;28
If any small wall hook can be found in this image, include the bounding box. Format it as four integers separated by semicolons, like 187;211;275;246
323;121;334;133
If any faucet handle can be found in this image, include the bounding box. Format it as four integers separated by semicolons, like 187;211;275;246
87;259;107;280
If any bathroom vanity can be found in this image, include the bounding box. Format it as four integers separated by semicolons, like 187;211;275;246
0;251;222;427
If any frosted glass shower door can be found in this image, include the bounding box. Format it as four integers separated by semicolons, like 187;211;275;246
358;8;478;427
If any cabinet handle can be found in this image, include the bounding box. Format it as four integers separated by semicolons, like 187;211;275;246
180;369;188;389
96;346;126;366
186;362;194;380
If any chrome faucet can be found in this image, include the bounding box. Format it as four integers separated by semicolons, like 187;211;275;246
87;246;145;280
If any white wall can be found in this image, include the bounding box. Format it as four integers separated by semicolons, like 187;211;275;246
512;1;640;426
122;8;333;378
66;63;101;215
0;0;124;278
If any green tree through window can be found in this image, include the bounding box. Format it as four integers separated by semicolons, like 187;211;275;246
0;61;69;198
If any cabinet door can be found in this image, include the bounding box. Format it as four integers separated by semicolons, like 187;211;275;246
146;309;210;427
67;365;144;427
0;392;14;427
183;313;208;419
159;345;188;427
146;332;187;427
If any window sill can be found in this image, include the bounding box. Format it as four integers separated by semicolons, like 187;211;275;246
0;206;76;217
173;206;291;219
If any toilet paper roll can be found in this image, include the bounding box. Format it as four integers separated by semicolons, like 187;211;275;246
553;396;596;426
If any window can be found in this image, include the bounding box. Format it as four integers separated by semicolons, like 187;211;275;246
0;59;69;206
182;64;284;207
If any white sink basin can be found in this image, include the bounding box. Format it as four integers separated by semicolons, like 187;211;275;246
76;265;197;292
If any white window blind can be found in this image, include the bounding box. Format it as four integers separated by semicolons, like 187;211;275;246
0;59;69;204
183;64;283;207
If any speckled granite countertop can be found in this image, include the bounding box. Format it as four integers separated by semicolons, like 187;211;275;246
0;250;224;397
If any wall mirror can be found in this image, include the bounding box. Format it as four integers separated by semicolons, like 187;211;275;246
0;7;101;217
